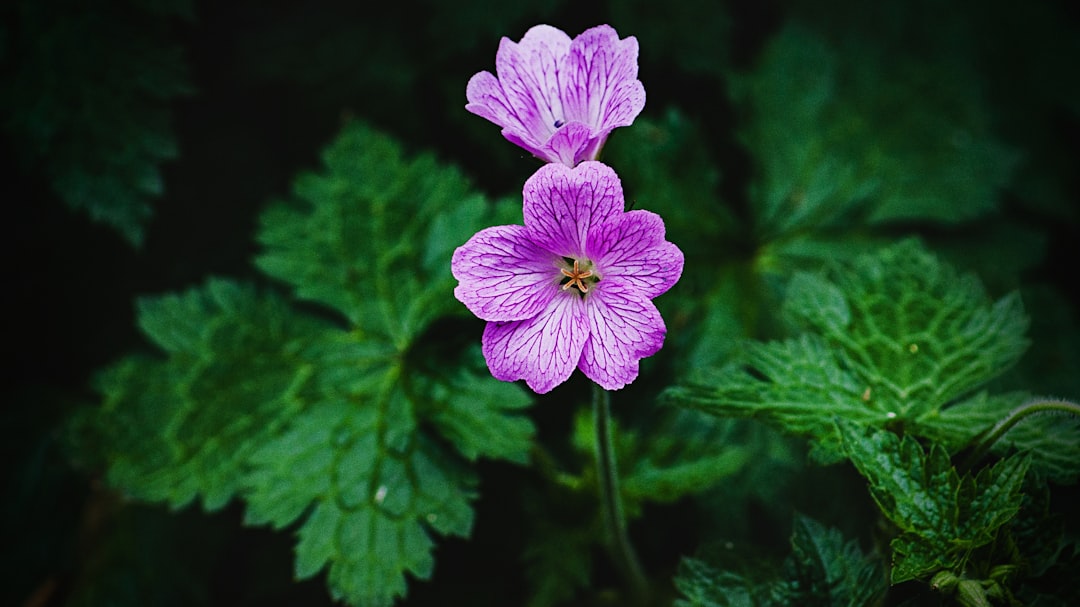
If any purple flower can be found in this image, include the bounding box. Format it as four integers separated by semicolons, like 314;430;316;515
466;24;646;167
451;161;683;394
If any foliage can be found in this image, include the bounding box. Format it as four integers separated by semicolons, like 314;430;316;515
0;0;192;245
674;514;884;607
666;240;1047;465
69;123;535;607
13;1;1080;607
838;421;1028;584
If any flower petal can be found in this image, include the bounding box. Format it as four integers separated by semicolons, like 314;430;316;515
541;121;594;167
563;25;646;132
587;210;684;298
523;161;625;257
492;25;572;149
482;292;588;394
579;282;666;390
465;71;522;138
452;225;560;322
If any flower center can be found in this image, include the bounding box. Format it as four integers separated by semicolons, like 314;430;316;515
560;258;596;294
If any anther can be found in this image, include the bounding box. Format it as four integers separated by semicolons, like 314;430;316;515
560;259;594;293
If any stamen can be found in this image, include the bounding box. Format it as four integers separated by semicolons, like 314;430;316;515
561;259;594;293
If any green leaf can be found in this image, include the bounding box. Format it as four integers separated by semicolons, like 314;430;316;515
917;393;1080;485
619;409;758;511
674;558;759;607
673;515;883;607
74;122;535;606
668;240;1031;461
731;24;1019;239
77;279;322;510
837;420;1029;583
418;349;534;464
669;334;888;463
243;393;475;607
1;0;192;245
772;515;885;606
784;239;1030;420
255;121;485;344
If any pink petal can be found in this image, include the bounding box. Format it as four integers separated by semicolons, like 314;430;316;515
541;121;594;167
452;225;560;322
482;292;589;394
493;25;572;150
587;210;684;298
563;25;646;132
579;281;666;390
523;161;625;258
465;71;522;137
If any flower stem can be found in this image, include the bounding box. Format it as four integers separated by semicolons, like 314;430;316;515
962;397;1080;471
592;382;650;604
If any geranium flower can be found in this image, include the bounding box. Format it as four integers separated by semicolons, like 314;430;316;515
466;24;646;167
451;161;683;393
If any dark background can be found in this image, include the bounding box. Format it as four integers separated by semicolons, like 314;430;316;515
4;0;1078;605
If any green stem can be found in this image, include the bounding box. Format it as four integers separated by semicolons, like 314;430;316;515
592;382;650;604
963;397;1080;471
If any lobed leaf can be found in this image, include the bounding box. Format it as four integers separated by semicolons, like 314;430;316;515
255;121;485;344
83;279;322;510
837;420;1029;583
669;240;1032;462
76;122;535;606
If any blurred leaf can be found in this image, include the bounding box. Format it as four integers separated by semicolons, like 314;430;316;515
610;0;730;78
772;515;885;606
604;109;732;279
604;109;746;369
521;488;596;607
731;24;1019;240
0;0;192;245
838;420;1028;584
674;514;883;607
619;409;757;513
675;557;759;607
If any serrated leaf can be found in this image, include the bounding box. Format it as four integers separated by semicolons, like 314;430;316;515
244;387;475;607
80;279;323;510
732;24;1018;239
76;122;535;606
772;514;884;607
255;121;484;344
669;334;887;462
420;349;534;464
669;240;1031;461
838;420;1029;583
784;239;1029;420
